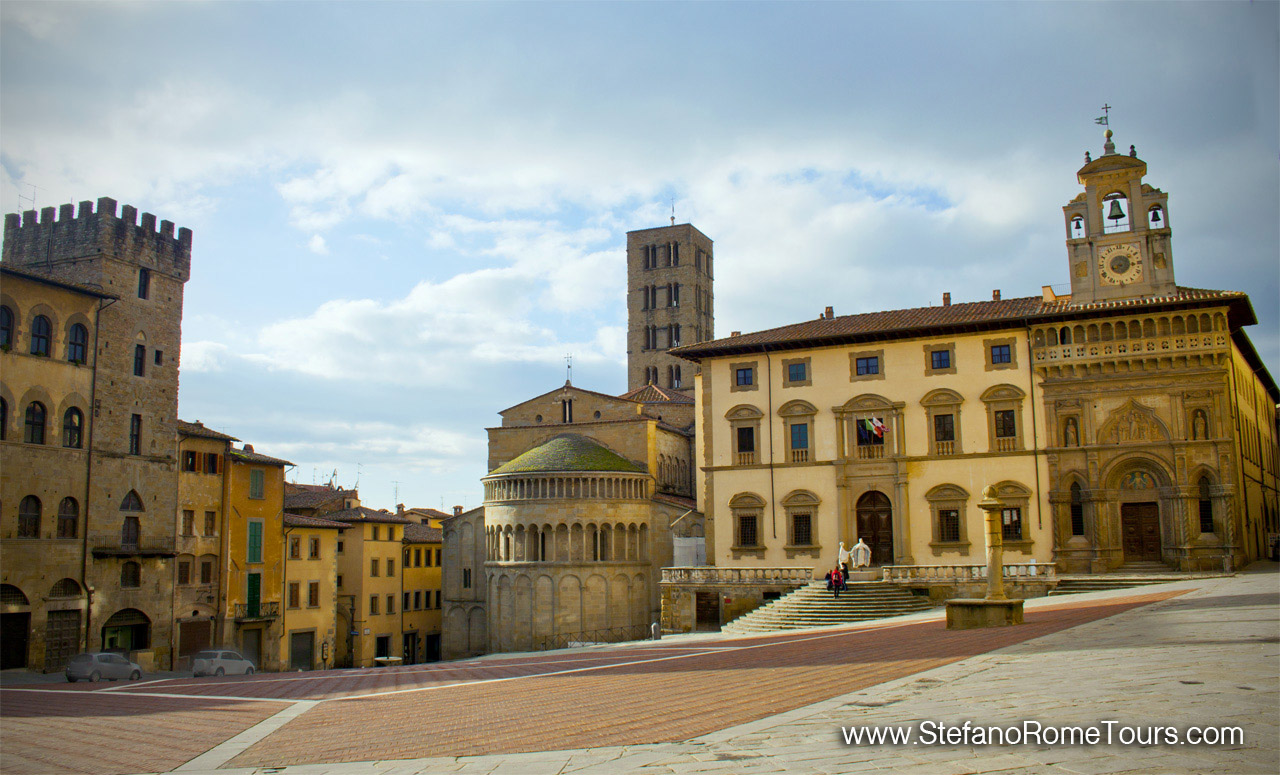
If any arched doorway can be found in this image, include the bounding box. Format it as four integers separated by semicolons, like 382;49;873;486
1;584;31;669
855;491;894;565
101;608;150;652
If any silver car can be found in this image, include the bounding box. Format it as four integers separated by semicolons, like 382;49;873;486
66;652;143;682
192;649;256;677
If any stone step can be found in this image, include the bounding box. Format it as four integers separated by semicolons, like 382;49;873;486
724;581;936;634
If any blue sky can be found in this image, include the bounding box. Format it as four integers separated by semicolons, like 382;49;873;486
3;1;1277;511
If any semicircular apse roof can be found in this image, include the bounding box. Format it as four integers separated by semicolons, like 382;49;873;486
487;434;645;476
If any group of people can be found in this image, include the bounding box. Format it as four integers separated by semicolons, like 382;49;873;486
825;539;871;597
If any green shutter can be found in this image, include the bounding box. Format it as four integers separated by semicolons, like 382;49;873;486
247;521;263;563
246;572;261;617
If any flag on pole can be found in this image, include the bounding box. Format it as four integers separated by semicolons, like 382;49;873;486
1095;116;1109;126
870;418;887;437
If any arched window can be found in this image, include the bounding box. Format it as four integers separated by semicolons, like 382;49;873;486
24;401;46;444
18;495;41;538
67;323;88;363
121;561;141;588
1198;477;1214;534
120;490;144;511
30;314;51;356
0;305;12;348
58;497;79;538
1069;482;1084;536
62;407;84;448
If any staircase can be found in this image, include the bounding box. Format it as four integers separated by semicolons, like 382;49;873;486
1049;561;1199;596
722;581;936;634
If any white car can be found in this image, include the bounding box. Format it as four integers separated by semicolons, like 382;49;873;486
192;649;256;677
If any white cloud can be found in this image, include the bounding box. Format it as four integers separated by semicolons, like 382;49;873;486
307;234;328;255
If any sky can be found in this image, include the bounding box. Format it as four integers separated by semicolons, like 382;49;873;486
2;1;1277;512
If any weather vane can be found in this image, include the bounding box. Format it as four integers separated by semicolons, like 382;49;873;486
1095;104;1111;127
565;353;573;382
670;197;676;226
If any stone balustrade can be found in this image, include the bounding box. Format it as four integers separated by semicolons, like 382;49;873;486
1031;332;1227;365
882;563;1055;583
660;566;814;585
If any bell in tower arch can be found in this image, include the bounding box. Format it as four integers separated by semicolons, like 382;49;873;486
1107;199;1126;222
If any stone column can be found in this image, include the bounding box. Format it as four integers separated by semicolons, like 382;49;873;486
978;486;1006;600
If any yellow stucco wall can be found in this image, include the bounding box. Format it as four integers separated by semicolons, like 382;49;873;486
336;521;407;667
222;455;286;671
400;538;442;662
281;525;338;670
700;328;1053;573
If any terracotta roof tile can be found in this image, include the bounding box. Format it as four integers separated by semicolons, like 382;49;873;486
229;447;292;467
176;419;240;442
284;484;357;510
327;506;413;525
402;522;443;543
284;509;345;527
673;287;1251;360
618;384;695;404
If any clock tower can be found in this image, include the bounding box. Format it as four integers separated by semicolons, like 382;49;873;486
1063;129;1176;304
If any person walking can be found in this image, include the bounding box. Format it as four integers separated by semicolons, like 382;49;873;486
831;565;844;598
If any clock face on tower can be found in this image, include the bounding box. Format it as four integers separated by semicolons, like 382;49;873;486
1098;244;1144;286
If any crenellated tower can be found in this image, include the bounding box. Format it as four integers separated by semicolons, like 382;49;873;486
1062;129;1176;305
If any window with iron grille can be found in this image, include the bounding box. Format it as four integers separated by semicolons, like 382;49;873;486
792;512;812;546
1001;507;1022;541
938;509;961;542
737;513;759;547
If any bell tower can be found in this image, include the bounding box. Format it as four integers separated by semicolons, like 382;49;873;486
626;222;714;392
1063;129;1175;305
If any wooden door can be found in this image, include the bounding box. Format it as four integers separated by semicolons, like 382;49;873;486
856;491;894;565
695;592;720;631
1;613;30;669
242;628;262;668
44;610;81;671
1121;502;1162;561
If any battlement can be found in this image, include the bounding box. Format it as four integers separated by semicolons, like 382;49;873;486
2;196;192;280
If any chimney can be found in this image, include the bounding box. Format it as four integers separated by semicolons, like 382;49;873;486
942;292;951;307
1041;285;1058;302
730;331;740;337
396;503;405;514
453;505;463;516
243;444;254;453
824;306;834;319
993;290;1001;301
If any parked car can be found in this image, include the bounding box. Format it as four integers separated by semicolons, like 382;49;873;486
66;652;143;683
192;650;256;677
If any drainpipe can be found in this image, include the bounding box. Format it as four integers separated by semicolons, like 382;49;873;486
763;346;777;539
81;298;109;650
1025;325;1044;533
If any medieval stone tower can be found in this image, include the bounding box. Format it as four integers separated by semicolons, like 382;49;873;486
626;223;714;392
3;198;191;662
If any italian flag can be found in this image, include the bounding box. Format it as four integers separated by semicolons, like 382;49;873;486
863;419;886;437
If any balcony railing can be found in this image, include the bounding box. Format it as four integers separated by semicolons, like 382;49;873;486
736;451;757;465
994;437;1018;453
234;601;279;621
661;566;814;585
882;563;1055;584
856;445;885;460
1032;332;1228;365
790;449;809;463
935;440;955;456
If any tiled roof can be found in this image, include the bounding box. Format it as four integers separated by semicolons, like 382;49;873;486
0;265;117;299
654;493;698;510
326;506;413;525
284;484;356;510
404;507;453;521
487;434;646;477
618;384;695;404
403;522;443;543
176;419;239;442
672;287;1252;361
283;513;347;530
229;447;292;467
